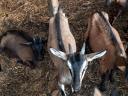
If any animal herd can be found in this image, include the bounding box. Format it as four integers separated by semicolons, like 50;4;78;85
0;0;127;96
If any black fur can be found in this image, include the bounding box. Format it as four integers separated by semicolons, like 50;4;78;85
98;73;108;91
68;53;85;92
32;36;46;60
55;8;66;52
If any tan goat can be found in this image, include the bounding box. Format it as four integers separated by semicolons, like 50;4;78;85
48;1;106;95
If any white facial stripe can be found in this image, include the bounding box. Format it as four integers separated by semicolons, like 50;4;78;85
81;67;87;81
71;85;74;92
80;43;86;54
58;83;66;96
80;60;88;83
67;61;74;77
67;61;72;70
67;59;88;87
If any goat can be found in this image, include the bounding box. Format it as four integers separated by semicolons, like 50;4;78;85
105;0;128;24
0;30;44;68
84;11;127;91
48;1;106;95
22;36;46;60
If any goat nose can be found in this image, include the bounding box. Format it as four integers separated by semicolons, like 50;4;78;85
74;86;81;92
38;56;43;60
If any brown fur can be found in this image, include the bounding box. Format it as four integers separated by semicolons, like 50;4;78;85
0;30;36;68
84;12;126;75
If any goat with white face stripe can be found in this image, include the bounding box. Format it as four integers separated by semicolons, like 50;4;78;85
48;5;106;96
50;43;106;95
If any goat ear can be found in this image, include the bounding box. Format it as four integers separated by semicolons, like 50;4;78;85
94;87;102;96
86;50;106;62
50;48;67;60
20;42;32;46
80;43;86;54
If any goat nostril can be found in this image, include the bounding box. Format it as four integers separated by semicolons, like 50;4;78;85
74;86;81;92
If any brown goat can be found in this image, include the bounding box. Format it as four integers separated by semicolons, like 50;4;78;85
48;0;106;95
84;11;127;91
0;30;36;68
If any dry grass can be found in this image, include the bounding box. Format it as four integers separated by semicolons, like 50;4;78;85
0;0;127;96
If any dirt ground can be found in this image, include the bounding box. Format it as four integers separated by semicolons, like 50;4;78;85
0;0;128;96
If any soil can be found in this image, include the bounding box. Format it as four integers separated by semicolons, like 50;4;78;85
0;0;128;96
